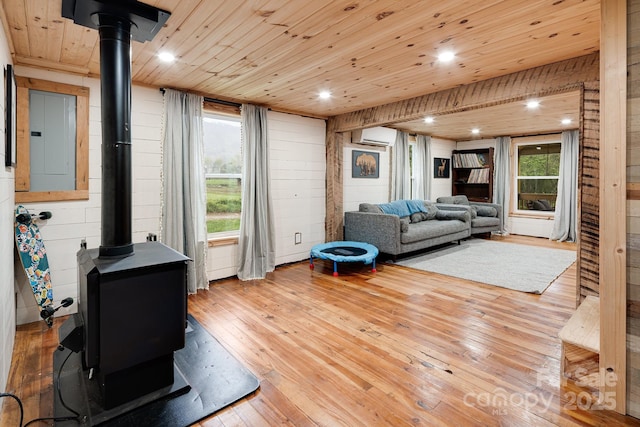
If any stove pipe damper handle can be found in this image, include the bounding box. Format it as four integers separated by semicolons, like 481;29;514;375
99;13;133;258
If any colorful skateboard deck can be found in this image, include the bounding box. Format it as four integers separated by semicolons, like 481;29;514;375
14;205;54;326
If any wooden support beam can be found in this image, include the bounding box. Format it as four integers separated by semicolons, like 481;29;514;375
599;0;627;414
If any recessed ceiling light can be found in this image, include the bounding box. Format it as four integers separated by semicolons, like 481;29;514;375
424;116;434;124
561;118;572;125
318;91;331;100
471;128;480;135
526;100;540;109
437;51;455;63
158;52;175;63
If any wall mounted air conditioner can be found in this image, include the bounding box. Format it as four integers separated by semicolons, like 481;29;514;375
351;126;397;147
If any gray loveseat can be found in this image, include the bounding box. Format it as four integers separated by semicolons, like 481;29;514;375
435;195;502;235
344;199;471;257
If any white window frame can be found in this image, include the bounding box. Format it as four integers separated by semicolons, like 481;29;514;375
511;134;561;217
202;109;242;242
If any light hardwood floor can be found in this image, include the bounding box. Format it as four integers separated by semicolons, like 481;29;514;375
3;235;640;426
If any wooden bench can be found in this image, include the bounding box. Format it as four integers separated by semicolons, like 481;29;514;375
558;295;600;387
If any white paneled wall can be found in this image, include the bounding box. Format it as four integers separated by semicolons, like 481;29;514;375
0;18;15;393
270;112;326;265
12;67;164;325
206;111;327;280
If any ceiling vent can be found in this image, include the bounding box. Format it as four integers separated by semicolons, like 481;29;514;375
351;126;397;147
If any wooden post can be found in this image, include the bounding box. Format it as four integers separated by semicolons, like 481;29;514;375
325;119;344;242
599;0;627;414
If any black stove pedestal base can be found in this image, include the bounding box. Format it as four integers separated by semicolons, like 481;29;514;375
53;315;260;426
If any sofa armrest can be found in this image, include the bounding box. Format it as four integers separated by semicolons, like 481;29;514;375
344;211;400;255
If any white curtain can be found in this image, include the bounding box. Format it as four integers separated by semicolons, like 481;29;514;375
412;134;431;200
493;136;511;235
551;130;579;242
391;130;411;200
161;89;208;293
237;104;275;280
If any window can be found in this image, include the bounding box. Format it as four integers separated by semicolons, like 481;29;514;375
513;137;561;213
15;77;89;202
202;111;242;236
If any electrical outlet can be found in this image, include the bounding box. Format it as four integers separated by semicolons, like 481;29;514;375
294;232;302;245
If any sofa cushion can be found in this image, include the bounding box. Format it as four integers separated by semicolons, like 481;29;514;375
359;203;382;213
400;216;410;232
436;195;470;205
475;205;498;217
471;216;500;228
401;219;468;244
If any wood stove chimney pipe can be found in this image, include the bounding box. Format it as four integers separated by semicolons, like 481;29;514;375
61;0;170;258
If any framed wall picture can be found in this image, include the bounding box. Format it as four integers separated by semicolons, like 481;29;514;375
352;150;379;178
434;157;450;178
5;64;16;167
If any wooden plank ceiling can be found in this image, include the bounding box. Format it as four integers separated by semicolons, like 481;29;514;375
1;0;600;139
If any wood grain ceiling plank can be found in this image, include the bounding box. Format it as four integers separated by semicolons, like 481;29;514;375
187;0;353;80
24;0;49;61
59;18;98;68
288;31;595;116
218;2;597;117
131;0;235;82
235;5;598;114
212;2;564;104
135;0;309;90
161;0;272;67
210;0;530;95
4;0;30;58
199;0;424;97
44;0;65;63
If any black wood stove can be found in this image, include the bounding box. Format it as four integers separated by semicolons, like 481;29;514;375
58;0;190;416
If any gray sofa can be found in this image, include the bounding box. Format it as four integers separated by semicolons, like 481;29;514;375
436;195;502;235
344;200;472;257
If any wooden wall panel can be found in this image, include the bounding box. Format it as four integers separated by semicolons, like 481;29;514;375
600;0;627;413
325;121;345;242
628;0;640;417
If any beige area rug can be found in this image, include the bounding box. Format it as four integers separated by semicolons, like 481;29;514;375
395;238;576;294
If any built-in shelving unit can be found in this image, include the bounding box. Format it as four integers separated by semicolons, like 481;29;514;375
451;147;494;202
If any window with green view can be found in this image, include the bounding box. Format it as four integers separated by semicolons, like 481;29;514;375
203;113;242;235
515;142;561;212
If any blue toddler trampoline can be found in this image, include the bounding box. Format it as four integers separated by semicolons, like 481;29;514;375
309;241;378;276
